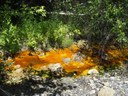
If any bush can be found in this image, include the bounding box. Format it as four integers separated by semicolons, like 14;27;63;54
0;2;81;54
53;0;128;47
0;24;21;54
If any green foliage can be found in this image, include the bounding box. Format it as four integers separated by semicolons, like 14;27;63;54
1;0;128;55
43;20;79;48
53;0;128;47
0;2;80;53
84;0;127;43
0;3;46;53
17;18;80;50
0;24;20;54
62;38;74;48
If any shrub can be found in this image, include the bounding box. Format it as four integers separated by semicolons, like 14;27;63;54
53;0;128;47
0;2;81;54
0;24;21;54
0;3;46;54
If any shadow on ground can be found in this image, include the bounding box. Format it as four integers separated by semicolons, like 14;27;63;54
0;78;76;96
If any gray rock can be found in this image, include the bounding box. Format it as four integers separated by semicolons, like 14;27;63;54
48;63;62;72
63;58;71;63
88;69;99;75
103;82;110;87
90;90;96;94
34;94;40;96
124;81;128;84
98;86;115;96
72;52;85;62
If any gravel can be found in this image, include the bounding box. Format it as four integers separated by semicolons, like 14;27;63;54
0;68;128;96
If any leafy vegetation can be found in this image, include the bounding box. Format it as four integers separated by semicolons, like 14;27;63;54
0;0;128;84
0;2;80;54
53;0;128;47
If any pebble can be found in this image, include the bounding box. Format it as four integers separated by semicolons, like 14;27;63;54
103;82;110;86
90;90;96;94
2;70;128;96
38;84;43;88
34;94;40;96
60;72;128;96
124;81;128;84
93;77;99;81
110;77;115;80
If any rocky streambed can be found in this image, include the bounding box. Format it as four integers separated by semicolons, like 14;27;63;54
0;67;128;96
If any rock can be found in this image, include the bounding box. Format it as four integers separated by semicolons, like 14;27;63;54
72;52;85;62
90;80;96;89
41;66;48;70
38;84;43;88
97;88;100;91
15;68;23;73
32;75;42;81
90;90;96;94
88;69;99;75
124;81;128;84
90;79;94;84
61;77;73;82
90;84;96;89
110;77;115;80
93;77;99;81
48;63;62;72
98;86;115;96
103;82;110;87
21;46;28;51
34;94;39;96
77;40;89;49
63;58;71;63
14;64;21;69
6;67;25;84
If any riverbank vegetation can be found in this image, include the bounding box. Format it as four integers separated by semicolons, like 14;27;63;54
0;0;128;84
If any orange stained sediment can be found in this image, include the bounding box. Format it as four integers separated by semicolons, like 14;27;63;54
5;45;128;76
0;59;2;63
